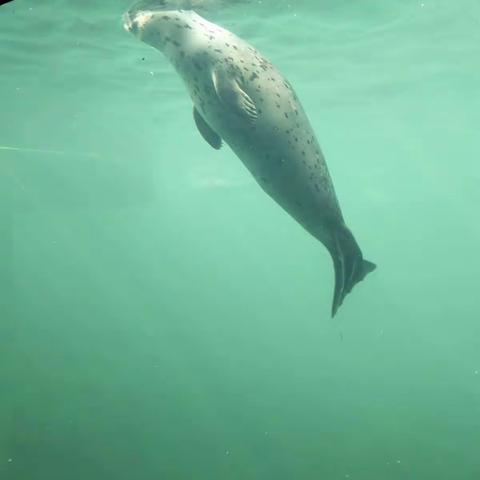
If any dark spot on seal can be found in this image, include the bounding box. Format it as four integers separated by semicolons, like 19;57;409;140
173;40;180;47
294;137;298;142
284;113;289;119
301;150;306;156
249;72;259;81
184;23;192;29
214;48;222;53
225;42;230;47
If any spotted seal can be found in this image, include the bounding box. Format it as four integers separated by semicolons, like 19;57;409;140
123;6;376;316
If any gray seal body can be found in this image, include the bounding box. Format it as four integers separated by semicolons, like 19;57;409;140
124;7;376;316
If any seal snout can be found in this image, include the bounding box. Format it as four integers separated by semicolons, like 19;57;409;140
123;11;134;33
123;9;154;37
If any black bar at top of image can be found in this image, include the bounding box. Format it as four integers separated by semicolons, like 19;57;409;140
0;0;15;6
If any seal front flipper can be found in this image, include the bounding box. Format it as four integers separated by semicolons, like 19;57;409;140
193;107;222;150
212;68;258;123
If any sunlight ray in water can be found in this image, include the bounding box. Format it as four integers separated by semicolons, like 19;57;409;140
0;145;100;159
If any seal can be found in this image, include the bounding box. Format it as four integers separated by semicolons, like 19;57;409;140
124;5;376;316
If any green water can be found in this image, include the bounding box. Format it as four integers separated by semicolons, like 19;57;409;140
1;0;479;478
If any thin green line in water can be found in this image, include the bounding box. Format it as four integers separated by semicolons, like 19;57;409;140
0;145;100;159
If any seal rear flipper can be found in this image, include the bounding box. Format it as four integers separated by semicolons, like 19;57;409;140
330;225;376;317
211;68;258;123
193;107;222;150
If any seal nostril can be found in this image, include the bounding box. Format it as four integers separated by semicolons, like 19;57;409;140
122;12;132;32
123;13;140;35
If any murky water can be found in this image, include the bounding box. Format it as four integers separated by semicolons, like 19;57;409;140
1;1;479;478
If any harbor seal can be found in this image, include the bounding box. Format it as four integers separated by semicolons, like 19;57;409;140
123;5;376;316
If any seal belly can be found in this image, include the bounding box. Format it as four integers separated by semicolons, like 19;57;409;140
198;72;343;246
231;132;339;240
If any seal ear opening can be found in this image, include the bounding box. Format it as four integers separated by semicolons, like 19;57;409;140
330;226;376;317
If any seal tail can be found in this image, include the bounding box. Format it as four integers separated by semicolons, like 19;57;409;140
329;225;376;317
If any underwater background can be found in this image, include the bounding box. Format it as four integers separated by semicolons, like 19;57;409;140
1;0;479;478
